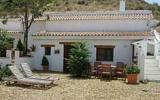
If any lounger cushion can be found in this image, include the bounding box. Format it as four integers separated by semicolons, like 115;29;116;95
21;63;59;81
9;66;24;79
21;63;33;77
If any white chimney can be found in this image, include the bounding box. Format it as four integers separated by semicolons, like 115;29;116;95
120;0;126;11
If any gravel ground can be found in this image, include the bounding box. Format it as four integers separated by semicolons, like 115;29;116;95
0;73;160;100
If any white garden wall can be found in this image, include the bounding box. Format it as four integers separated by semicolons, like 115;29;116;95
0;58;11;67
14;51;33;69
0;50;12;67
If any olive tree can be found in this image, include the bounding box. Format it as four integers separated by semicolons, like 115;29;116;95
0;0;52;54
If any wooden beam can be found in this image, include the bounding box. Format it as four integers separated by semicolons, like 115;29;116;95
41;44;55;47
59;42;76;45
94;45;115;48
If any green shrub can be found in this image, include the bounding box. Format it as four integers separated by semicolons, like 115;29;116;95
67;42;90;77
0;29;13;57
125;65;140;74
16;39;25;51
0;66;12;81
41;56;49;66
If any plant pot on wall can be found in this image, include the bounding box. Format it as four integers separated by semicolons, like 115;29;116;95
41;56;49;72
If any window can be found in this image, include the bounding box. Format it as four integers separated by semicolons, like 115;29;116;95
45;47;51;55
41;44;54;56
96;46;114;61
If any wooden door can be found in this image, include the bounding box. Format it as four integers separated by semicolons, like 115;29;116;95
63;45;72;73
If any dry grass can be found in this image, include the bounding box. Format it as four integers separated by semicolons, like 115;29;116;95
0;73;160;100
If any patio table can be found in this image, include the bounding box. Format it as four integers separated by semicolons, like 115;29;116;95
97;65;117;79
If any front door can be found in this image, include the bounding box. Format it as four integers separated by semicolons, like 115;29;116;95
63;45;73;73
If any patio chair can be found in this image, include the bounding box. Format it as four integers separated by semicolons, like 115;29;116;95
20;63;59;82
100;64;112;80
115;62;127;80
7;65;53;88
90;61;101;77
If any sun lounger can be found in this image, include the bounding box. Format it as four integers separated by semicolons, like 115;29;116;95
20;63;59;82
8;65;53;87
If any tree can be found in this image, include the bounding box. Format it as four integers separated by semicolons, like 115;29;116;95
0;29;13;57
0;0;52;54
67;42;90;77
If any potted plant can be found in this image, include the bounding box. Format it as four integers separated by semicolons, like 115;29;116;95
41;56;49;72
125;65;140;84
30;45;36;52
30;45;36;56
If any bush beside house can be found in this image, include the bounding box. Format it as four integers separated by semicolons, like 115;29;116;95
67;42;90;77
0;65;12;81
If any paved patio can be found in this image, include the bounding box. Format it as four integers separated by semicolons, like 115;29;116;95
0;72;160;100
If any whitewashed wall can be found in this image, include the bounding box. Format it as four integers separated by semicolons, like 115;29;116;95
46;20;150;32
0;58;11;67
0;19;152;50
33;40;63;71
14;51;33;69
0;20;22;31
0;50;12;67
28;21;46;48
33;39;133;72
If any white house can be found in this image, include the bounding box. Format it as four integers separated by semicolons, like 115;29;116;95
0;0;160;81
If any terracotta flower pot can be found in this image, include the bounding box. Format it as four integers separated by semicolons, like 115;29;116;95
127;74;138;84
43;65;49;72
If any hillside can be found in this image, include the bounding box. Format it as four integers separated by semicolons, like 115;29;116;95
44;0;160;20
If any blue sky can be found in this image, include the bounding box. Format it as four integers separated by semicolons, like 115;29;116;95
145;0;160;4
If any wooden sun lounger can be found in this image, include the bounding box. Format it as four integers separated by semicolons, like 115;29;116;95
6;65;53;88
20;63;59;82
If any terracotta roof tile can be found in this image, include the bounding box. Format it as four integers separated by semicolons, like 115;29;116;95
1;10;153;21
32;32;153;37
45;10;153;20
7;31;23;34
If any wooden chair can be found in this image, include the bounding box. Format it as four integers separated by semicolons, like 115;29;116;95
100;64;112;80
90;61;101;77
115;62;127;80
